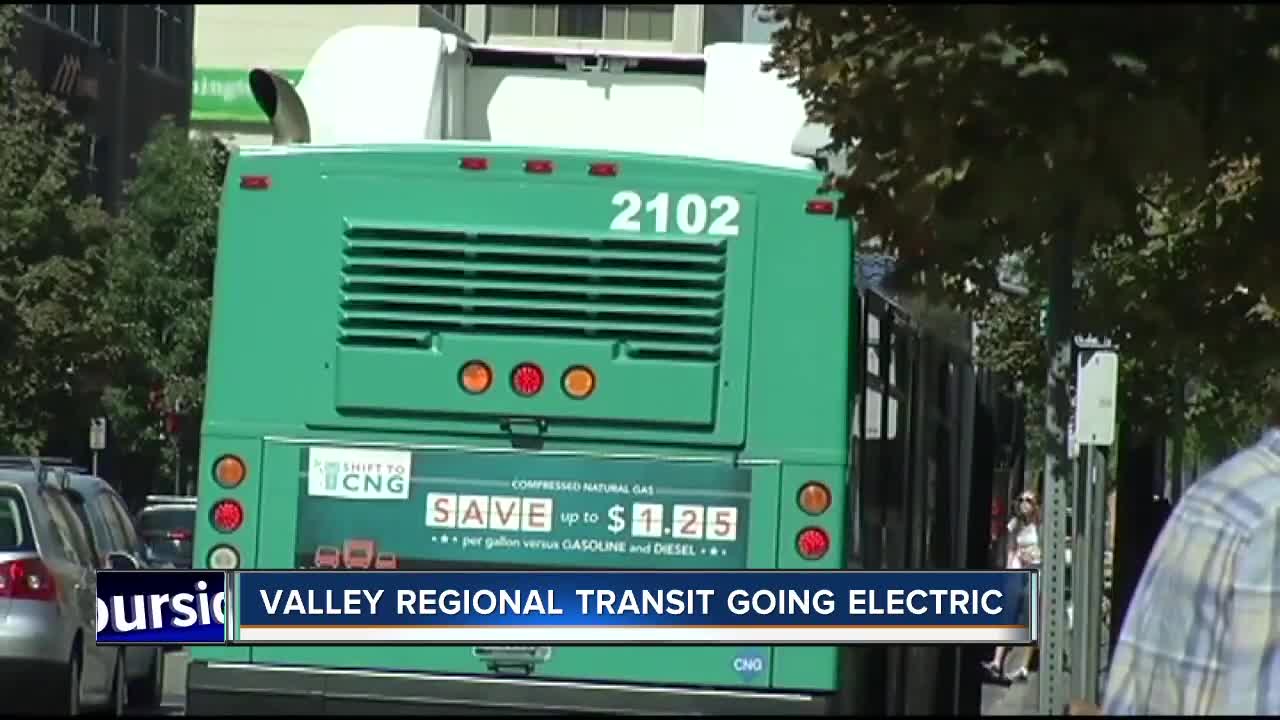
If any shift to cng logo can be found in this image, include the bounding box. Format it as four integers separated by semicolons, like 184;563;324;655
733;648;767;682
308;447;412;501
95;570;227;646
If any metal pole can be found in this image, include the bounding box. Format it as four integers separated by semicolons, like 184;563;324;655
92;450;99;479
1083;446;1108;704
174;438;181;496
1038;230;1073;715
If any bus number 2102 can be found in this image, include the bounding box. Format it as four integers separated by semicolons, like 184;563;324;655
610;191;741;237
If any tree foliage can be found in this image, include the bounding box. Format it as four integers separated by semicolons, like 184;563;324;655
0;5;118;453
765;4;1280;438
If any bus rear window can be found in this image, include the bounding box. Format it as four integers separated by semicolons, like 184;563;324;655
0;487;34;551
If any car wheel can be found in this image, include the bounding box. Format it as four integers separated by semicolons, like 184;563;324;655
55;648;82;715
127;648;163;708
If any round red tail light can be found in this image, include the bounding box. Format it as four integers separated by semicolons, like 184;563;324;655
511;363;545;396
797;527;830;560
211;500;244;533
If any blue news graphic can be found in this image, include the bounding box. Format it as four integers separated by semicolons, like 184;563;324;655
96;570;227;645
236;570;1033;629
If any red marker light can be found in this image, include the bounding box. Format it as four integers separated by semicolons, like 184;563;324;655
525;159;554;174
796;527;830;560
240;175;271;190
210;499;244;533
589;162;619;177
806;199;836;215
460;157;489;171
511;363;545;397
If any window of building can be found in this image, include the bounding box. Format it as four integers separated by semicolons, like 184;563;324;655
96;5;118;57
141;4;187;77
23;5;105;47
488;4;674;42
22;5;52;22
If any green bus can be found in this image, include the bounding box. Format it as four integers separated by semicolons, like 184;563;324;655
188;35;861;717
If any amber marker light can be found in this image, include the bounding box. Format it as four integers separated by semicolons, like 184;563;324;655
460;361;493;394
562;366;596;399
214;455;247;489
798;482;832;515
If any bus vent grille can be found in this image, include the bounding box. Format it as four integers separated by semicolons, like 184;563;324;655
337;225;727;362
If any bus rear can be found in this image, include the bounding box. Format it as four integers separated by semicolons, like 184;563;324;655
188;141;858;714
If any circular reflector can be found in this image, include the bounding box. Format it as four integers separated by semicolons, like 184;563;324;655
798;483;832;515
512;363;545;397
211;500;244;534
459;360;493;394
562;366;596;399
796;527;830;560
208;545;240;570
214;455;246;488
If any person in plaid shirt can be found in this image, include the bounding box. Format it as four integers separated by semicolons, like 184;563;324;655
1102;425;1280;715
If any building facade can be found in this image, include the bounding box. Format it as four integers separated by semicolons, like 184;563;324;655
192;4;781;147
16;4;194;211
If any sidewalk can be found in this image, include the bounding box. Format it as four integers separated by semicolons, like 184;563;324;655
980;646;1107;715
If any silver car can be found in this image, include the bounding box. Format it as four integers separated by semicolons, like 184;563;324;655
64;474;165;707
0;458;130;714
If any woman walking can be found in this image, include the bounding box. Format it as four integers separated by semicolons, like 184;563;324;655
982;490;1042;682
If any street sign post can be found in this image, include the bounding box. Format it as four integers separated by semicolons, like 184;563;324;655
1069;339;1118;708
89;417;107;478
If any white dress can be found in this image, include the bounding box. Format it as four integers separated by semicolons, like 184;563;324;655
1006;518;1041;570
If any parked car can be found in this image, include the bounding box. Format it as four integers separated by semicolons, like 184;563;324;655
136;495;196;570
0;456;130;714
63;474;164;708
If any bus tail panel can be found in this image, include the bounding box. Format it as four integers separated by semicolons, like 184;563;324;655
294;155;758;445
243;438;838;693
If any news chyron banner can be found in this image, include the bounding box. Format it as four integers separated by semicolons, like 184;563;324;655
96;570;228;646
96;570;1036;647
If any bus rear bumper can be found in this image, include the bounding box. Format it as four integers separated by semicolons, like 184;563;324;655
187;661;834;715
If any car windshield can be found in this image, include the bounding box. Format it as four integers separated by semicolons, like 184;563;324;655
139;506;195;535
0;488;30;550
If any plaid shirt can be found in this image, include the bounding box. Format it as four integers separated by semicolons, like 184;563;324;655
1103;428;1280;715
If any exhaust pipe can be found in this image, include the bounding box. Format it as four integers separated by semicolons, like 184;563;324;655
248;69;311;145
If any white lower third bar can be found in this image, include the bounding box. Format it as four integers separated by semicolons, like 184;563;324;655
236;626;1030;644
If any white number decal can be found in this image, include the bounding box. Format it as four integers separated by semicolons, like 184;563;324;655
708;196;741;237
610;190;642;232
645;193;671;233
676;194;709;235
609;192;741;237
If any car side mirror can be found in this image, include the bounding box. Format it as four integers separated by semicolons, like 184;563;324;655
105;551;141;571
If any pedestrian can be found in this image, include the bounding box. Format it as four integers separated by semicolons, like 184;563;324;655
982;489;1042;683
1103;422;1280;714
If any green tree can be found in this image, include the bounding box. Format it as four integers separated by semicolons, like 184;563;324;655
0;5;120;453
99;120;228;489
764;4;1280;436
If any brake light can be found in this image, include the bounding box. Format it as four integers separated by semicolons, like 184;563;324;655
796;527;830;560
589;162;619;177
0;558;57;601
525;159;554;174
460;360;493;394
208;545;240;570
562;366;596;399
213;454;247;489
168;529;193;541
806;199;835;215
512;363;545;397
240;175;271;190
798;483;832;515
460;157;489;171
210;499;244;533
